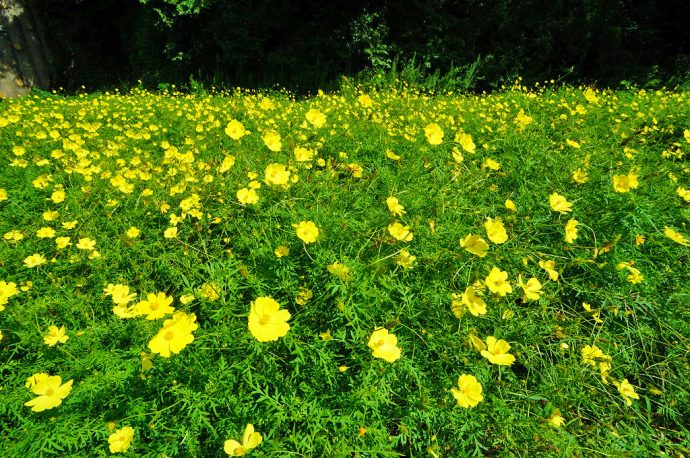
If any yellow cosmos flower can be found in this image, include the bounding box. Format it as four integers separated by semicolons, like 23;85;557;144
485;267;512;296
24;253;47;268
685;129;690;143
564;219;579;243
305;108;326;128
385;149;401;160
572;169;589;184
451;285;487;317
538;259;559;281
424;123;444;145
482;158;501;171
294;220;319;244
615;379;640;406
368;328;402;363
224;120;248;140
126;227;140;238
358;93;373;107
24;373;73;412
44;325;69;347
294;147;315;162
147;312;198;357
104;283;137;305
224;424;263;456
395;249;416;269
163;227;178;239
264;163;290;188
248;296;291;342
484;217;508;244
237;188;259;205
0;281;19;310
505;199;516;212
664;227;689;246
549;192;573;214
547;410;565;427
451;374;483;408
108;426;135;454
454;131;476;153
386;197;406;216
274;245;289;257
218;155;236;173
0;188;7;201
388;222;413;242
76;237;96;250
135;292;175;320
612;172;639;193
262;130;282;152
676;187;690;202
36;227;56;238
460;234;489;257
327;261;351;281
517;275;542;301
480;336;516;366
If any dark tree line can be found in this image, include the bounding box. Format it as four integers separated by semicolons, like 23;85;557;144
35;0;690;92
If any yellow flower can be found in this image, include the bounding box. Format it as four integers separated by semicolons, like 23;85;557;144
76;237;96;250
480;336;515;365
294;220;319;244
24;373;73;412
612;172;639;193
0;188;7;201
676;187;690;202
514;110;533;130
368;328;402;363
50;189;66;203
549;192;573;214
262;130;282;152
274;245;289;258
104;283;137;305
484;217;508;244
135;292;175;320
547;410;565;427
36;227;56;238
460;234;489;257
385;149;401;160
482;158;501;171
327;262;351;281
264;163;290;188
685;129;690;143
248;296;291;342
664;227;689;246
237;188;259;205
23;253;47;268
566;139;581;149
108;426;135;454
224;424;263;456
538;259;559;281
386;197;406;216
218;155;236;173
424;123;444;145
224;120;248;140
358;94;373;107
4;230;23;241
505;199;516;212
0;280;20;310
572;169;589;184
485;267;512;296
305;108;326;127
395;249;416;269
147;312;198;357
615;378;640;406
126;227;140;238
294;147;315;162
44;325;69;347
164;227;178;239
454;131;476;153
451;286;487;317
451;374;483;408
564;219;579;243
388;222;413;242
517;275;542;301
634;234;646;246
199;282;220;301
581;344;610;367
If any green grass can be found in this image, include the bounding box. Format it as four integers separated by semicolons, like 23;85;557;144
1;82;689;456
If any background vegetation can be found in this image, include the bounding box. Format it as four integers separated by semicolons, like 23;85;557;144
36;0;690;92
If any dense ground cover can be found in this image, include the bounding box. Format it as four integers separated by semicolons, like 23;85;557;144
1;83;689;456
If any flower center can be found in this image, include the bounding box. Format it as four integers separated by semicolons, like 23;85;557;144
165;331;175;341
258;314;271;325
46;388;55;396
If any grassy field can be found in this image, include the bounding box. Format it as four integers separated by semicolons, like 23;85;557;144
1;82;689;457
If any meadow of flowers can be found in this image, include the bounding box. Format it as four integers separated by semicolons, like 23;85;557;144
1;82;689;456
